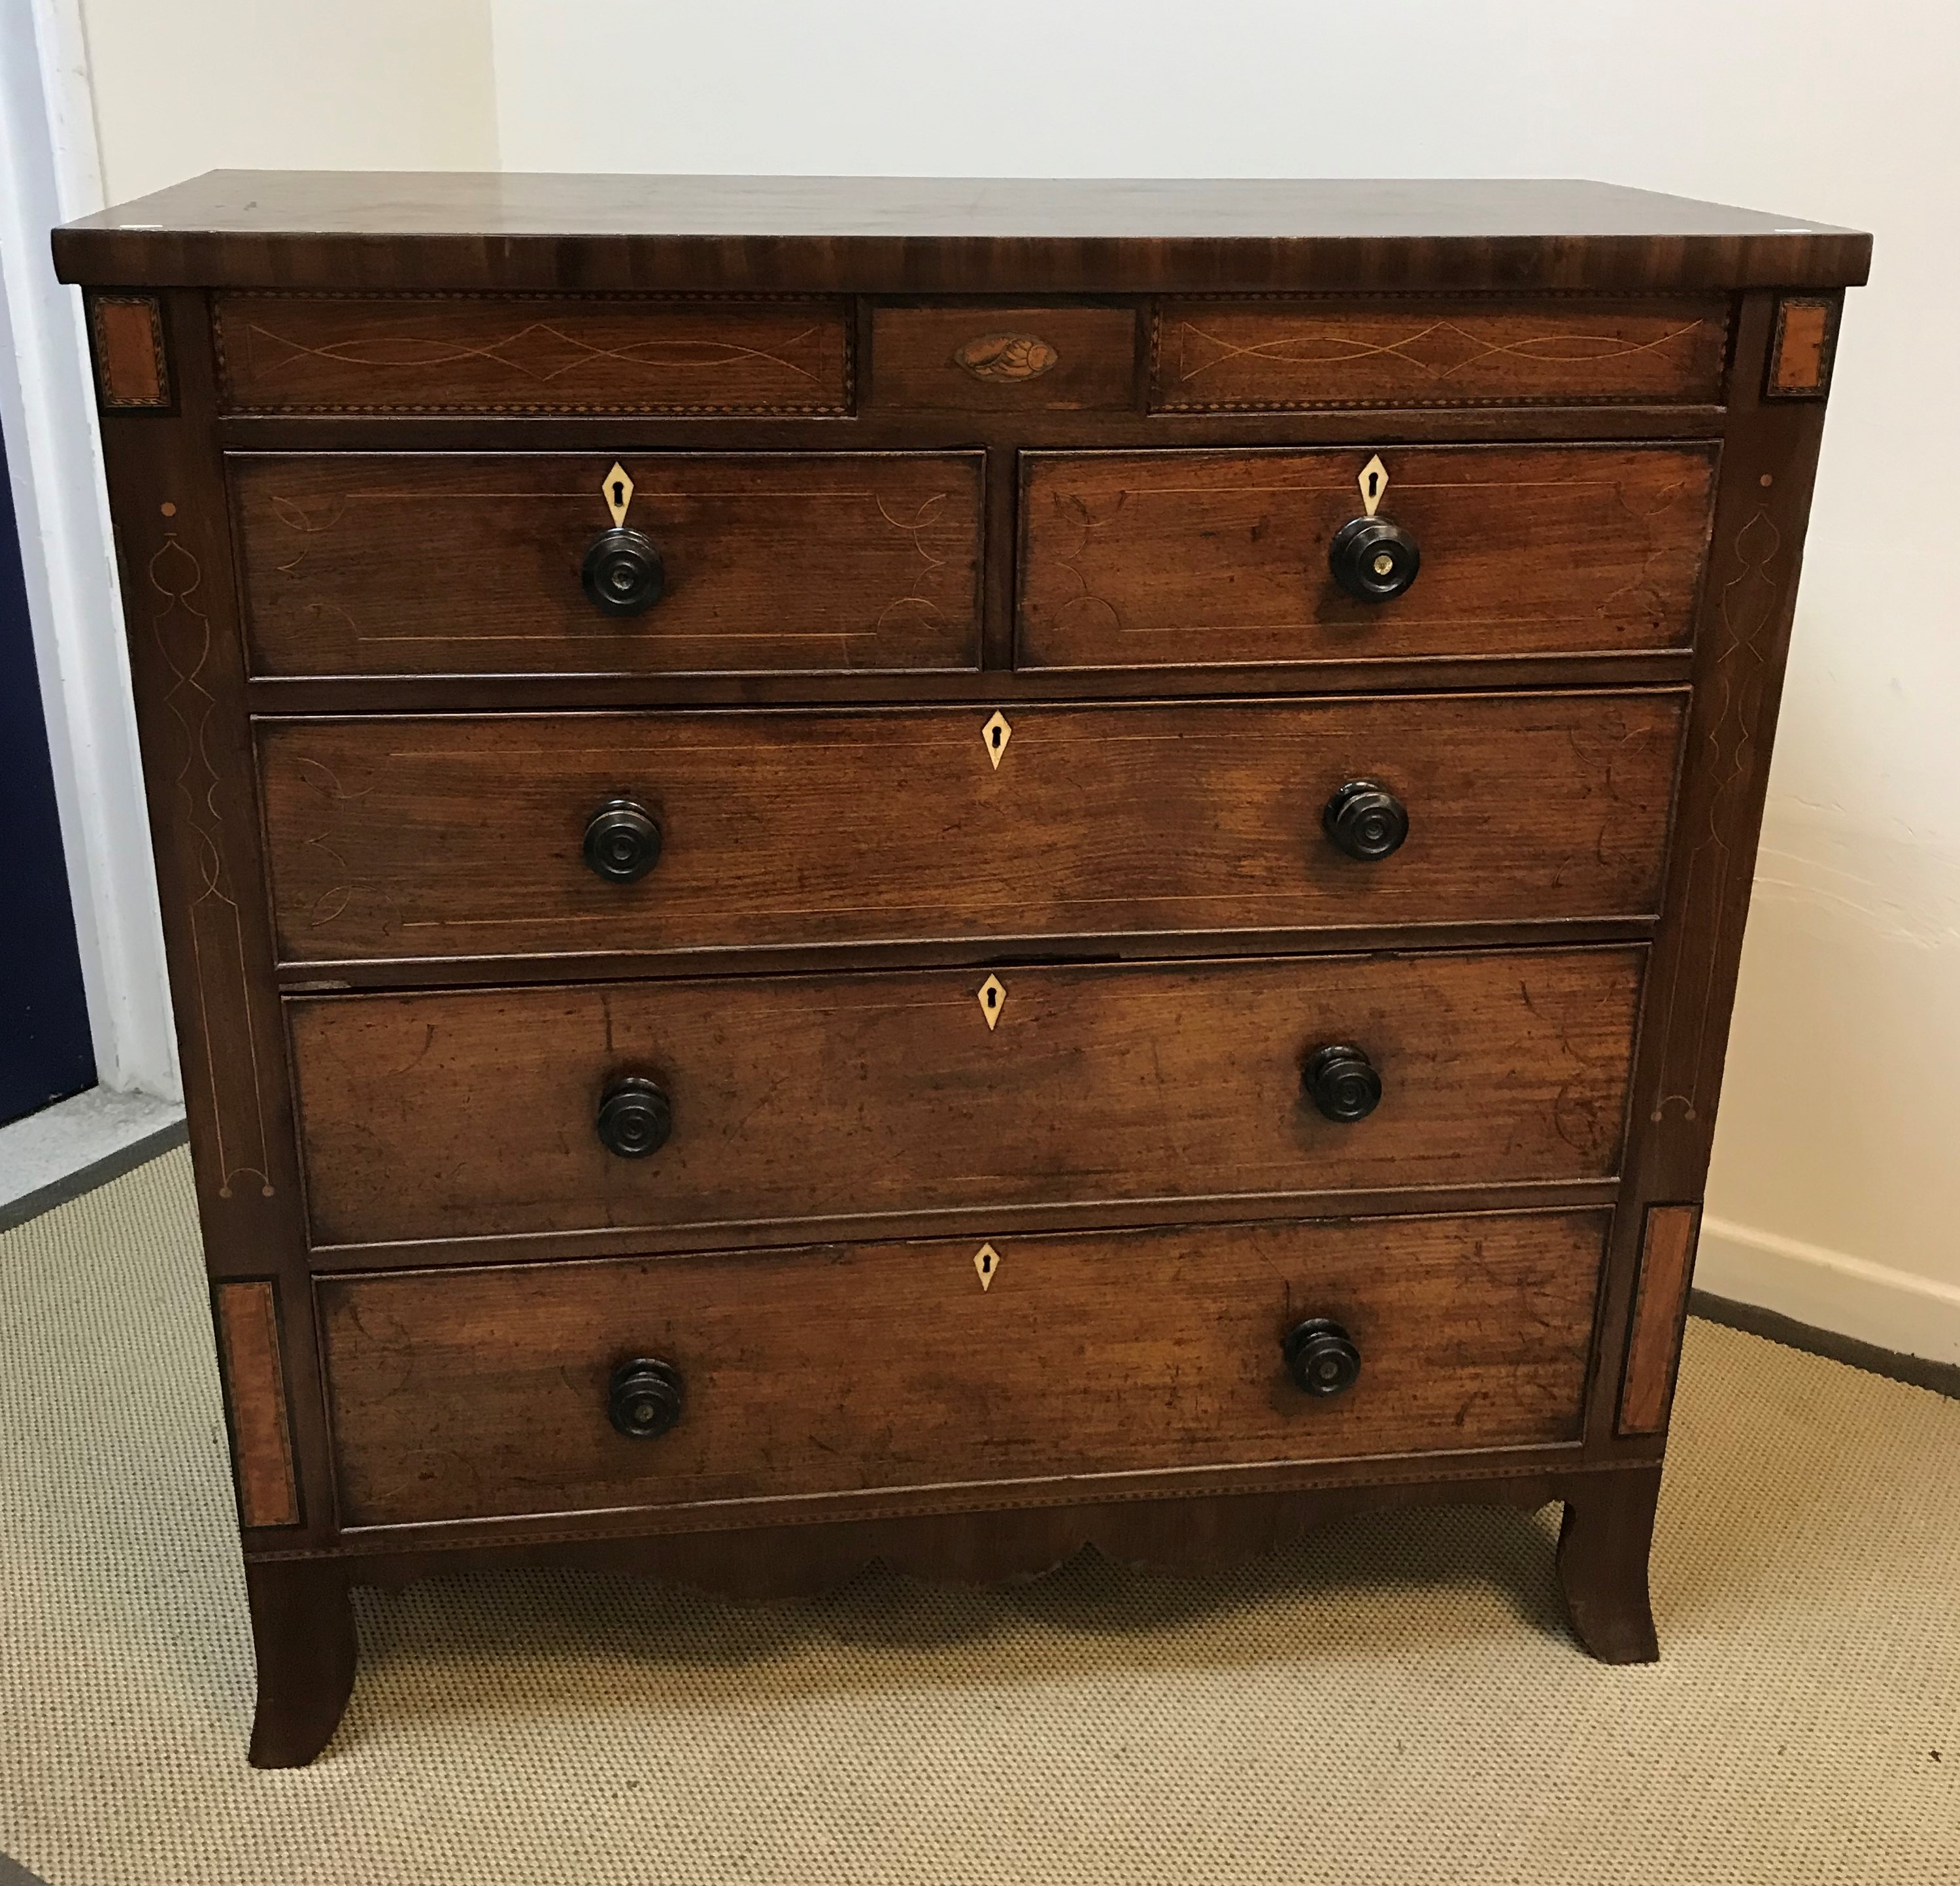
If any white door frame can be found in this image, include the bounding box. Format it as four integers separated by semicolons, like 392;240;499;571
0;0;178;1101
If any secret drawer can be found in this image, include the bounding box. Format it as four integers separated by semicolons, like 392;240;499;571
229;452;983;678
288;947;1643;1253
318;1209;1608;1528
259;692;1687;966
213;294;853;415
1017;444;1717;670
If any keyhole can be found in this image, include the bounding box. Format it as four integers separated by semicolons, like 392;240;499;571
611;480;625;508
991;727;1002;750
981;1252;993;1275
1366;471;1379;499
987;988;998;1011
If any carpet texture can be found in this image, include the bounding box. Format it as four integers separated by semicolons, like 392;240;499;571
3;1148;1957;1885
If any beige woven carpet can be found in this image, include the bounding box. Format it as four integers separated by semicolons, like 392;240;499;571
4;1151;1958;1885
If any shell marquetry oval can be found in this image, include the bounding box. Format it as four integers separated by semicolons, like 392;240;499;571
953;332;1060;382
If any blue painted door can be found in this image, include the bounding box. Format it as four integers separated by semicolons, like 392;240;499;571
0;428;95;1124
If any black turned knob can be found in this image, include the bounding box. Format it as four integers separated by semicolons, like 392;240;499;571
1322;779;1409;862
607;1357;684;1439
582;526;666;617
1283;1319;1362;1397
596;1075;672;1158
1329;515;1420;603
583;799;663;883
1302;1043;1382;1122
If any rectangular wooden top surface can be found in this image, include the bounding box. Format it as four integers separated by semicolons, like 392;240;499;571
54;171;1870;294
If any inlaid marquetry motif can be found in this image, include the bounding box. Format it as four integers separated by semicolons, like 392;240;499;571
973;1243;1001;1291
977;975;1007;1030
1149;297;1731;409
212;294;854;414
89;293;171;409
953;333;1060;381
150;530;275;1201
1765;297;1839;399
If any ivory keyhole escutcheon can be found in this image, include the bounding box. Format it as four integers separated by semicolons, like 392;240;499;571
977;974;1007;1030
1359;454;1388;518
603;461;634;526
973;1243;1000;1290
982;711;1011;769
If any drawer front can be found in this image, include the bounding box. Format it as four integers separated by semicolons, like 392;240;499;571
869;304;1138;411
1151;297;1730;410
260;693;1687;966
1018;445;1716;671
230;452;983;678
319;1209;1607;1527
214;294;853;414
288;949;1643;1249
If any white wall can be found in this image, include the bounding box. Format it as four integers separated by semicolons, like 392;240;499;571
56;0;1960;1354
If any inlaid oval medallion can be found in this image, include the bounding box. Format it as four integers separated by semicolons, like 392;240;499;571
953;332;1060;382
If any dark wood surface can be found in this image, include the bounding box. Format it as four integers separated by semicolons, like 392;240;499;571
319;1209;1606;1529
52;173;1871;293
256;692;1685;967
231;450;983;677
1018;445;1717;669
60;175;1861;1756
215;294;853;415
1151;297;1731;410
212;1280;300;1528
1619;1204;1702;1434
286;947;1644;1250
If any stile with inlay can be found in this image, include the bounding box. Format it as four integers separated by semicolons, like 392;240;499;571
53;172;1867;1766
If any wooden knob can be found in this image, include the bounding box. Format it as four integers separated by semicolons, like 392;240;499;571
596;1075;671;1158
1302;1043;1381;1122
582;526;665;617
607;1357;683;1438
583;799;662;883
1283;1319;1361;1396
1323;781;1409;861
1329;516;1420;602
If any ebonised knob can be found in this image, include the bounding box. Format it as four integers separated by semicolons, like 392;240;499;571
596;1075;672;1158
607;1357;684;1438
1302;1043;1382;1122
1329;515;1420;603
582;526;666;617
1283;1319;1362;1397
1323;780;1409;861
583;799;663;883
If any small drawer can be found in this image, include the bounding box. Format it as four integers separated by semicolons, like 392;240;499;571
1018;444;1715;671
214;294;853;414
318;1209;1606;1528
258;692;1687;968
870;304;1137;411
287;947;1643;1251
1151;297;1730;410
229;451;983;678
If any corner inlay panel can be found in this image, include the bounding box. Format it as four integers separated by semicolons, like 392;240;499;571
214;1281;299;1528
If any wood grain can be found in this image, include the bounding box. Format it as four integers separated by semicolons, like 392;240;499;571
258;692;1687;967
229;451;983;677
214;294;851;414
870;304;1137;411
1017;445;1717;670
1617;1204;1702;1435
51;174;1873;295
287;947;1644;1250
1765;297;1838;399
88;294;169;409
318;1209;1608;1528
214;1281;299;1528
1152;298;1729;409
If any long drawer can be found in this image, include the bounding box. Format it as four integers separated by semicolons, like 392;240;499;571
258;692;1686;967
318;1209;1608;1528
287;948;1643;1250
1017;444;1717;670
229;452;983;677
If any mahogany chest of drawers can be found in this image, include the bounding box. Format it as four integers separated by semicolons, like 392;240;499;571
54;174;1868;1766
